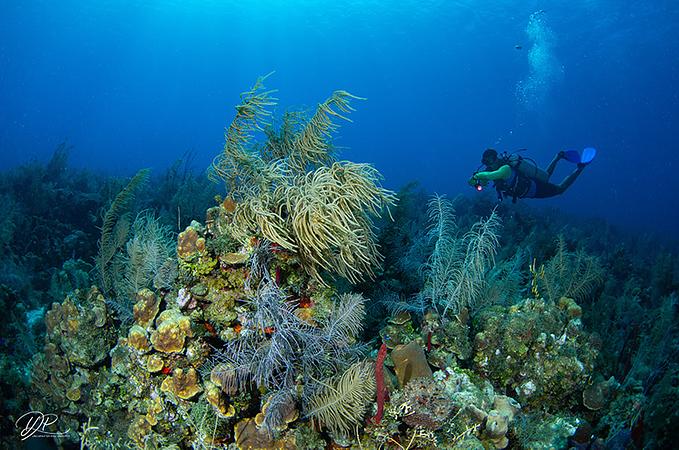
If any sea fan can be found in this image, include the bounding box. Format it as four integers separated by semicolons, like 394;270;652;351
420;195;461;306
153;257;178;291
442;208;501;315
209;72;278;196
260;388;298;435
480;248;526;307
210;77;395;285
380;290;428;316
300;294;367;381
209;280;370;434
208;337;258;394
287;90;364;174
245;238;273;291
211;279;310;393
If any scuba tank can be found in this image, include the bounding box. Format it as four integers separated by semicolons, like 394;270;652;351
499;151;549;184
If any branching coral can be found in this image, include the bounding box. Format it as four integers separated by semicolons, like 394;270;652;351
286;90;363;174
286;162;396;283
209;72;279;196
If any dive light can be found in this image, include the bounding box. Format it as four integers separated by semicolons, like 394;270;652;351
471;172;483;191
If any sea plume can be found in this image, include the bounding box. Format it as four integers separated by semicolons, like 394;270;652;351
307;361;375;438
209;75;395;284
418;195;501;316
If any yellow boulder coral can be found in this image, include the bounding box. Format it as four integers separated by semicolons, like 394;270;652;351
177;226;205;260
128;325;151;353
150;310;192;353
205;381;235;418
133;289;160;327
161;368;202;400
145;396;164;426
145;354;165;373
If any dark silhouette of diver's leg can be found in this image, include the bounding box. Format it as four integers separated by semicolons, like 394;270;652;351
555;166;585;194
545;152;563;178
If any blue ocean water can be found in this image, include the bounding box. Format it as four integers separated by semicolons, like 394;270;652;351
1;0;678;235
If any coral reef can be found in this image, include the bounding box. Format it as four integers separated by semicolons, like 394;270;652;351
2;80;677;449
24;79;389;449
364;365;523;449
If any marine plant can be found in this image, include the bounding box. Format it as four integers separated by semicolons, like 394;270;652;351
356;182;432;307
110;210;176;299
479;248;527;308
95;170;180;324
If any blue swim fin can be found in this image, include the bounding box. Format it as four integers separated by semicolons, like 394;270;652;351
562;147;597;165
563;150;582;163
580;147;597;165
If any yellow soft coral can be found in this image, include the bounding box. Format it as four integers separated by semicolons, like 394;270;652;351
210;76;396;284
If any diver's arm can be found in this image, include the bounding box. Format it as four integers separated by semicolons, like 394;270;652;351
470;165;512;184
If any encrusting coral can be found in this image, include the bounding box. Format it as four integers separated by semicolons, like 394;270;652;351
472;296;599;410
161;367;203;400
133;288;160;327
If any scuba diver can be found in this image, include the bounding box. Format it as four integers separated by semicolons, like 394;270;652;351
469;147;596;202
